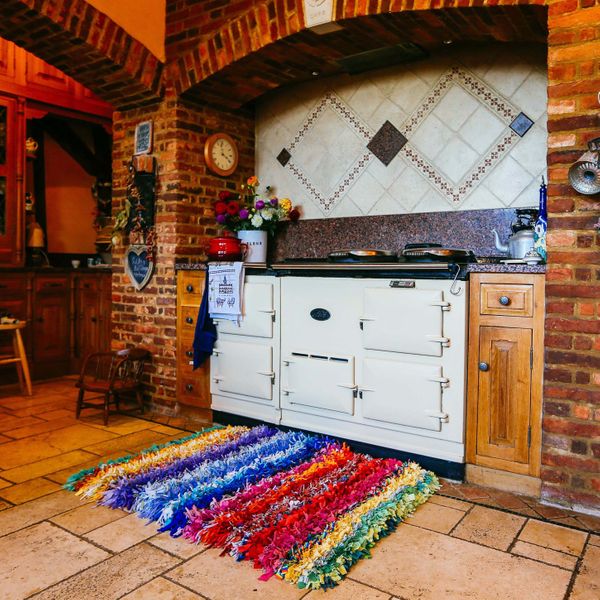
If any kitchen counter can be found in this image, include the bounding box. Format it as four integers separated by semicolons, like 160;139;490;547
467;262;545;274
0;266;112;273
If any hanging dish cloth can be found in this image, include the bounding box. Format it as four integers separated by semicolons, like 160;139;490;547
192;277;217;369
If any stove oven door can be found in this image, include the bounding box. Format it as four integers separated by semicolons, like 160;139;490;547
282;352;355;415
360;358;447;432
361;287;448;357
212;340;273;401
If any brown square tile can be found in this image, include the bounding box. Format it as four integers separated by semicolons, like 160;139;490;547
37;408;75;421
519;519;588;556
589;534;600;547
1;449;97;483
452;505;525;550
0;477;61;504
428;494;472;512
305;579;391;599
570;544;600;600
406;501;465;534
511;541;577;571
83;428;168;456
121;577;203;599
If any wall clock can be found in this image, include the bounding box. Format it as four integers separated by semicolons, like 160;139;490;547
204;133;239;177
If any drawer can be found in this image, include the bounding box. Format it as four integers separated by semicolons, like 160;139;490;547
480;283;533;318
177;341;196;372
178;374;210;407
179;272;204;306
0;276;29;296
35;276;69;293
179;305;198;335
77;277;100;293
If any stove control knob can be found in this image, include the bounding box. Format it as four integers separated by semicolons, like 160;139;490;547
499;295;511;306
479;362;489;372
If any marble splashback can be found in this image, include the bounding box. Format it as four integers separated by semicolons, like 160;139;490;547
269;208;520;261
256;44;547;220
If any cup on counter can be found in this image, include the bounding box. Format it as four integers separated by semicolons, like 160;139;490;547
87;258;94;267
71;260;80;269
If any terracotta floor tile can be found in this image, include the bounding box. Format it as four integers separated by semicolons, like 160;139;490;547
10;401;71;417
0;477;61;504
0;521;109;599
458;485;493;500
50;502;128;535
44;451;127;485
37;408;76;421
2;415;79;439
84;512;158;552
452;505;525;550
511;540;577;570
0;490;84;537
35;543;180;600
150;424;187;435
428;494;473;512
589;534;600;547
1;449;97;483
83;429;168;456
148;532;208;560
570;544;600;600
81;415;158;436
574;514;600;533
166;548;306;600
519;519;588;556
534;504;574;519
350;523;571;600
552;516;590;529
0;424;118;469
0;500;11;511
406;500;465;534
0;434;11;443
0;479;11;489
121;577;203;600
306;579;391;599
0;415;44;433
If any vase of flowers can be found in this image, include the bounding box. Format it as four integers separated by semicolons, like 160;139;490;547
213;176;300;263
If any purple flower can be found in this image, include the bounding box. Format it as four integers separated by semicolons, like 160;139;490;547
216;214;227;224
255;200;265;210
270;197;278;206
239;209;249;219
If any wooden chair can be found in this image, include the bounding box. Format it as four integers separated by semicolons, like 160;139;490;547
75;347;150;425
0;322;32;396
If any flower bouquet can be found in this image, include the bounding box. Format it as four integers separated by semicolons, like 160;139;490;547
214;176;300;236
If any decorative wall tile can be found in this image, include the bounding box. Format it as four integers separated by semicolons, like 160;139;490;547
256;47;548;218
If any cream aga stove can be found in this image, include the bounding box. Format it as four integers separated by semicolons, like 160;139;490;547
210;261;469;468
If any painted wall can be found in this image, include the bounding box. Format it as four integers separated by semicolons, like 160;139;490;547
44;134;97;254
257;44;548;220
87;0;165;62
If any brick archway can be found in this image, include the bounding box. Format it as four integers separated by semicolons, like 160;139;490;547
0;0;163;108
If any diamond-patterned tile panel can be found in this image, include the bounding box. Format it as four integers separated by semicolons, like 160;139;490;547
367;120;407;166
276;148;291;167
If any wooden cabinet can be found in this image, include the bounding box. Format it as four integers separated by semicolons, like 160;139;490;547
176;270;211;422
466;273;545;478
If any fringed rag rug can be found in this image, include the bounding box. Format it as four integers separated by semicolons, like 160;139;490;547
66;425;439;590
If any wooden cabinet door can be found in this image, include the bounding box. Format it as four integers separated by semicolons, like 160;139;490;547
25;54;72;95
33;291;70;366
0;39;16;82
476;326;532;467
77;284;102;361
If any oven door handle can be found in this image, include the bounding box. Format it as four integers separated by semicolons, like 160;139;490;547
430;301;451;311
425;410;449;422
426;335;450;347
428;376;450;388
281;388;295;396
359;316;375;330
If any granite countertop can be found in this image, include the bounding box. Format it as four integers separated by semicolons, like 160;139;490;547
0;266;112;274
467;262;546;274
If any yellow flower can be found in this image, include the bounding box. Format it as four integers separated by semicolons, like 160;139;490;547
247;175;259;187
279;197;292;214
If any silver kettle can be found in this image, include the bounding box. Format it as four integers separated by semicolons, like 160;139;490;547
493;228;535;259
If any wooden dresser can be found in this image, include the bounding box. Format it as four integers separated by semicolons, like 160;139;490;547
466;272;545;485
176;270;211;422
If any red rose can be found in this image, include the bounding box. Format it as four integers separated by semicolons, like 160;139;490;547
218;190;232;201
214;201;228;215
289;208;300;222
227;201;240;215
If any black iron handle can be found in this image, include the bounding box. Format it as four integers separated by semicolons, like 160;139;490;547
186;350;193;357
186;284;194;292
186;384;193;392
91;317;97;323
499;296;511;306
45;282;62;288
479;362;489;372
185;316;193;324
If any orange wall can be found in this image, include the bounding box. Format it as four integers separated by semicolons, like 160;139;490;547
44;134;97;254
87;0;165;62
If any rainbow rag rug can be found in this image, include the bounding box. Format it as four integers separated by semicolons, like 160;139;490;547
66;425;439;590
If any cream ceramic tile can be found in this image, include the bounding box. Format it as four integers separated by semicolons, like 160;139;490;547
511;70;548;120
460;105;506;154
34;543;180;600
121;577;202;600
452;505;525;550
388;70;430;113
1;449;98;483
437;137;479;184
483;156;532;205
429;495;472;511
365;154;406;190
570;544;600;600
518;520;588;556
481;58;532;98
351;523;571;600
0;490;85;537
387;165;432;212
367;98;407;132
510;125;548;177
511;540;577;570
461;185;506;210
348;79;385;122
432;85;480;132
346;171;386;215
148;532;207;560
0;521;109;599
0;477;61;504
406;501;465;533
50;502;128;535
410;114;454;162
304;579;391;599
368;193;404;217
84;512;158;552
167;548;305;600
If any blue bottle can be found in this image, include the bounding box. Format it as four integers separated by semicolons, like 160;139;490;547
534;177;547;262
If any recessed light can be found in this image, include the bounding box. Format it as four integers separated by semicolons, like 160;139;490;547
443;40;453;45
311;71;320;77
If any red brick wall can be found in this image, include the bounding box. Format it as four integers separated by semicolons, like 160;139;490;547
111;92;254;410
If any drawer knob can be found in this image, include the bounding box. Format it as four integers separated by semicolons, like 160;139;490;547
186;316;193;324
499;295;511;306
479;362;489;372
186;384;193;392
186;284;194;292
186;350;193;358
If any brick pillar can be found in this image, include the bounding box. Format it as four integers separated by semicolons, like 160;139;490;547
544;2;600;511
111;92;254;412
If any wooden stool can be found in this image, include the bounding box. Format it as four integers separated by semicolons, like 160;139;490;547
0;322;32;395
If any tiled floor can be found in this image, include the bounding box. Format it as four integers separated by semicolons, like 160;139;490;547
0;379;599;600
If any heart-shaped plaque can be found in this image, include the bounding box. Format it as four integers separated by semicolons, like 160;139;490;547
125;244;154;291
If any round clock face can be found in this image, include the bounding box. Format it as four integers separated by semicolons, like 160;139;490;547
205;133;239;176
